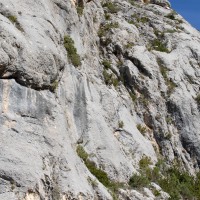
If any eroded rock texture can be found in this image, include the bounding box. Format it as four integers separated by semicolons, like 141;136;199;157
0;0;200;199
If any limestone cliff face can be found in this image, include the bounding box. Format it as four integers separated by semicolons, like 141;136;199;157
0;0;200;199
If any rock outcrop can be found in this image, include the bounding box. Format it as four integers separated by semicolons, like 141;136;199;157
0;0;200;199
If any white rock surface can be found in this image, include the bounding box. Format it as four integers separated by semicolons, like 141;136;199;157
0;0;200;199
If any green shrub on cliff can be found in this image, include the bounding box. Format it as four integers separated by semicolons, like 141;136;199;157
64;35;81;67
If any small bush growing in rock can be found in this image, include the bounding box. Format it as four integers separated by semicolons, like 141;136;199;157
85;160;111;188
125;42;134;49
105;13;111;20
129;156;152;189
64;35;81;67
129;173;150;189
7;15;24;32
102;60;111;69
129;157;200;200
76;145;123;198
101;58;120;90
139;156;152;169
118;121;124;128
138;94;149;107
128;0;135;6
77;145;106;184
138;17;149;24
76;145;88;161
117;60;123;68
153;189;161;197
98;22;119;37
165;12;176;20
137;124;147;135
8;15;17;23
129;92;137;102
165;12;183;24
157;59;177;95
127;19;135;25
76;0;84;16
102;2;119;13
195;94;200;105
103;69;112;85
166;116;173;124
102;60;119;86
112;77;119;88
164;132;172;140
77;6;84;16
167;79;176;95
103;70;119;88
129;0;138;6
51;80;59;92
160;66;168;80
151;39;169;53
177;19;183;24
158;167;197;200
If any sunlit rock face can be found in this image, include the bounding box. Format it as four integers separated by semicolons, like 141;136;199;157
0;0;200;199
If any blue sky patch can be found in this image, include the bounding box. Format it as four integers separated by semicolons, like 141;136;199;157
170;0;200;30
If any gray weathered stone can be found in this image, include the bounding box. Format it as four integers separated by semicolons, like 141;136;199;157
0;0;200;199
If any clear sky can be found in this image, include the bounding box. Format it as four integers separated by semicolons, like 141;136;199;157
170;0;200;30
